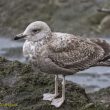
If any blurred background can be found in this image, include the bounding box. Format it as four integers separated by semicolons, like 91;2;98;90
0;0;110;93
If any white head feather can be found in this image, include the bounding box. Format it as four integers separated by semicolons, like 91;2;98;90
23;21;51;41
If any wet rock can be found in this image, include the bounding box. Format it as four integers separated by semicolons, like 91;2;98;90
98;15;110;32
89;87;110;110
0;57;109;110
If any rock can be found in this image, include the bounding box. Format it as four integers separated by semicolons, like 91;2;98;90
89;87;110;110
1;0;110;37
98;15;110;32
0;56;109;110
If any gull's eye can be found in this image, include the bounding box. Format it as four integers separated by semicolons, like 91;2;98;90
32;29;41;33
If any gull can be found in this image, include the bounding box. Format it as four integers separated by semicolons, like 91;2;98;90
14;21;110;108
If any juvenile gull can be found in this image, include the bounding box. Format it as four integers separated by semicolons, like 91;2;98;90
14;21;110;108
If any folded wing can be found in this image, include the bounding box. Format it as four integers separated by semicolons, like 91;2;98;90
47;35;104;72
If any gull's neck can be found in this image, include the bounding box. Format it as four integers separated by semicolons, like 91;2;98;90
26;33;52;47
35;32;52;44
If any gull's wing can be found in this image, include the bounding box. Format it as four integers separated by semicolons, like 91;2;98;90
46;34;104;73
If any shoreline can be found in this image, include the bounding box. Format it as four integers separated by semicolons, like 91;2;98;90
0;57;109;110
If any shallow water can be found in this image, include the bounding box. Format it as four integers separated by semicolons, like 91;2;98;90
0;37;25;62
66;67;110;93
0;37;110;93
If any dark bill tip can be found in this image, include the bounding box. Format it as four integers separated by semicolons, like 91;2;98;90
14;34;26;40
14;36;21;40
97;8;110;13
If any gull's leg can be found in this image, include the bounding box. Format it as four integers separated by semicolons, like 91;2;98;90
51;75;65;108
43;75;59;101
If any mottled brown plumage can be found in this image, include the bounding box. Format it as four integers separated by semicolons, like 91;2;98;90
14;21;110;108
35;32;110;75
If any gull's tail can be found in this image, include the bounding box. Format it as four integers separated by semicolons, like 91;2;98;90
91;38;110;66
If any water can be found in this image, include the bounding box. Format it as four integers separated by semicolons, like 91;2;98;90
0;37;110;93
0;37;25;62
66;67;110;93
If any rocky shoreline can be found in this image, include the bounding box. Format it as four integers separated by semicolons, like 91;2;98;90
1;0;110;37
0;57;110;110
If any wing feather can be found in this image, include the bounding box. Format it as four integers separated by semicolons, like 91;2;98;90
47;35;104;71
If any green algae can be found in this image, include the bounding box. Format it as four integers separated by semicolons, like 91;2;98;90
0;57;109;110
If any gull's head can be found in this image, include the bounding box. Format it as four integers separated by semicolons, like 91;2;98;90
14;21;51;41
